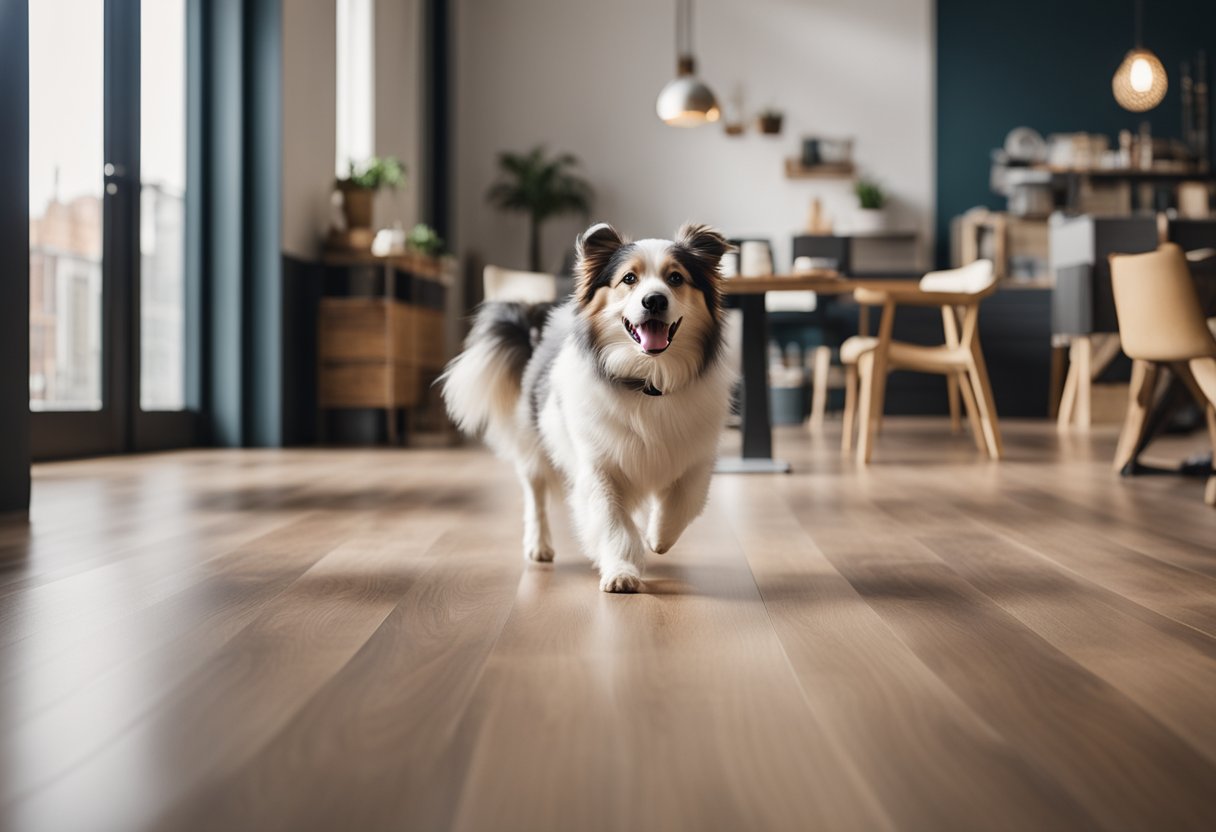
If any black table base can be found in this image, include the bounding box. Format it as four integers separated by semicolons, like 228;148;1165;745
715;293;792;474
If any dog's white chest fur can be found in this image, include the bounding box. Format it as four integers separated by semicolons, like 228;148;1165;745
539;344;731;494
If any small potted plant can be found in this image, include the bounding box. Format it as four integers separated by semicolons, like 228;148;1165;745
851;178;888;234
336;156;407;230
406;223;445;256
757;108;784;135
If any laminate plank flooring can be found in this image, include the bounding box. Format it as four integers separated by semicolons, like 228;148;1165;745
1;421;1215;831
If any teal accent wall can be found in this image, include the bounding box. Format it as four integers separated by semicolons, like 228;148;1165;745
936;0;1216;265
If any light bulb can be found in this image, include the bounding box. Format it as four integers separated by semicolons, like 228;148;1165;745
1129;57;1153;92
1113;49;1167;112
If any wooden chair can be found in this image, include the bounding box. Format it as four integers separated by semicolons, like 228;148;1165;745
841;260;1002;463
483;265;558;304
1109;243;1216;506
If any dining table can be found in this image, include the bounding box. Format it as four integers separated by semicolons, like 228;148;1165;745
716;271;920;474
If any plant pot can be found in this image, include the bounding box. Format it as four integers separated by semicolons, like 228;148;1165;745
758;114;783;135
339;185;376;230
850;208;888;234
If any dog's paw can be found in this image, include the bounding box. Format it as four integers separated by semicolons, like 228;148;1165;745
524;543;555;563
599;568;642;594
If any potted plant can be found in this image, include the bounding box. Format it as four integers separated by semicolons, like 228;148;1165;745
487;146;594;271
406;223;445;256
336;156;407;230
851;178;888;233
757;108;784;135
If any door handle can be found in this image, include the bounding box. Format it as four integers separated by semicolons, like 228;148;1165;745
103;163;130;195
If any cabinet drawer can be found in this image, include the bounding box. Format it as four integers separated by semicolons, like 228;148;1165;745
415;309;447;370
318;362;419;408
318;300;389;361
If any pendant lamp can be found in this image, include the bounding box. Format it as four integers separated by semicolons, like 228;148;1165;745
1112;0;1168;112
656;0;719;127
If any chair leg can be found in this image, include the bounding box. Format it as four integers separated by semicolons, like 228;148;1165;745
809;345;830;434
841;363;858;453
1074;336;1093;430
1206;403;1216;508
947;373;962;434
966;350;1003;460
1057;354;1079;432
1184;358;1216;506
1113;360;1160;473
857;350;890;465
957;369;987;452
855;353;875;463
1048;343;1067;419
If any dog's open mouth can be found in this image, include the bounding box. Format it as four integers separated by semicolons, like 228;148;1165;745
623;316;682;354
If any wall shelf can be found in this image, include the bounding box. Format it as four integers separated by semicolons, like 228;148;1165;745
784;159;856;179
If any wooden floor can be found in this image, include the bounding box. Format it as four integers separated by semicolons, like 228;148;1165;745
2;421;1216;832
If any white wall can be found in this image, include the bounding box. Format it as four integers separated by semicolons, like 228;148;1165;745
282;0;338;258
374;0;424;232
455;0;933;275
281;0;423;258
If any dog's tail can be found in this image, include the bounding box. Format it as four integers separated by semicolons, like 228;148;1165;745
440;302;549;438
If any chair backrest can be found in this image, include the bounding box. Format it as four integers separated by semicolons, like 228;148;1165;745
918;259;996;295
483;265;558;303
1110;243;1216;362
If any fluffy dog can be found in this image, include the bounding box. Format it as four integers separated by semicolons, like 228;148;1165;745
441;223;734;592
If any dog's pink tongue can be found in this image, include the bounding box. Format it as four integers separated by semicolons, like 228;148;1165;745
637;320;670;352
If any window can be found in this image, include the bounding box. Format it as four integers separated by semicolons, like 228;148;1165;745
336;0;375;176
28;0;104;411
140;0;188;410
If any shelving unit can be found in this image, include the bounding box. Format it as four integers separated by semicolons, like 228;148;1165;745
784;159;855;179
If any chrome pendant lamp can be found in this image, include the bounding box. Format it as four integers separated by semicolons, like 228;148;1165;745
656;0;719;127
1112;0;1168;112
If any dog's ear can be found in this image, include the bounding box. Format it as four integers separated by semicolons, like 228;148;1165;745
676;223;732;273
576;222;626;303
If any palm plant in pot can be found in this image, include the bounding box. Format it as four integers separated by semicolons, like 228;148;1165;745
337;157;407;230
486;146;594;272
851;178;888;234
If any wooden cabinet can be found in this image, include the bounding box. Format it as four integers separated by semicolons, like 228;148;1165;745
317;253;449;443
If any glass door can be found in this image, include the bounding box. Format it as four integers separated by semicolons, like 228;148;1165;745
28;0;110;456
29;0;198;458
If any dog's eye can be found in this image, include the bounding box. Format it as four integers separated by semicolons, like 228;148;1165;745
667;272;684;286
622;273;638;285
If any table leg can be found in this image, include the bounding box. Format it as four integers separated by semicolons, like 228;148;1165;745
715;293;791;474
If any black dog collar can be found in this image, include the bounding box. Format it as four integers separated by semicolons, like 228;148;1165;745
614;377;663;397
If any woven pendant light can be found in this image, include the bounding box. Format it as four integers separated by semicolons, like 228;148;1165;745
1112;0;1167;112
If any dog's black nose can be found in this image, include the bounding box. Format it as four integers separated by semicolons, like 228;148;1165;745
642;292;668;312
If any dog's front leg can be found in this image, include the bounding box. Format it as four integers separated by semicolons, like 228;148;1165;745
571;472;645;593
647;459;714;555
517;463;554;562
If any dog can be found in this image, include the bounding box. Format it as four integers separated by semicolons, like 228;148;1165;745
440;223;734;592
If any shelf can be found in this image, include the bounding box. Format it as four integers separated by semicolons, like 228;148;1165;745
784;159;855;179
1028;164;1215;181
798;231;919;240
